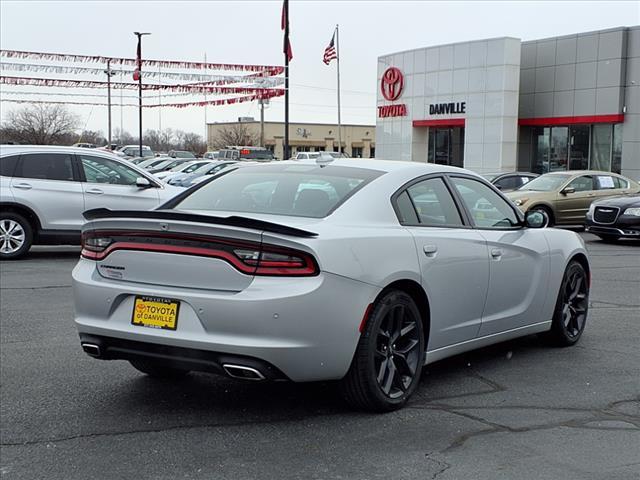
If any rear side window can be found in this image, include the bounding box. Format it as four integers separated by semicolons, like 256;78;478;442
405;178;463;226
0;155;20;177
595;175;616;190
174;164;383;218
395;191;419;224
15;153;75;181
612;177;628;189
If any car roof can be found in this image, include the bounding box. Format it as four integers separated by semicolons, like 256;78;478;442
0;144;122;157
544;170;621;176
282;158;469;175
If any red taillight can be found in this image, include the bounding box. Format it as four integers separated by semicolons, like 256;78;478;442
81;231;319;277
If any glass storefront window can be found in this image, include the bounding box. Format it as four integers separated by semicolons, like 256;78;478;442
532;127;550;174
427;127;464;167
529;123;622;174
591;125;612;172
550;127;568;171
612;123;622;174
569;126;589;170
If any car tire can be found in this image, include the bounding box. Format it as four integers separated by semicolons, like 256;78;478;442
530;206;554;227
340;290;425;412
129;359;190;379
597;235;619;244
545;260;589;347
0;213;33;260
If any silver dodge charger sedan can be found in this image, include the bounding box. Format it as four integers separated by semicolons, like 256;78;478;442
73;158;590;411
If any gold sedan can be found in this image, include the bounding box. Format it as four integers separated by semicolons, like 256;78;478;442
505;170;640;226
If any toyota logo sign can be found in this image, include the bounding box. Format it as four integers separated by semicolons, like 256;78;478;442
381;67;404;101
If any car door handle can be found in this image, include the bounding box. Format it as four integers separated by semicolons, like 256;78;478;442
85;188;104;195
13;183;32;190
423;245;438;257
490;248;503;259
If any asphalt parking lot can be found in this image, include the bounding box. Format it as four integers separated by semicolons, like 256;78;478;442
1;234;639;480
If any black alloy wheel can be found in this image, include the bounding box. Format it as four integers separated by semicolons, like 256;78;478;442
340;290;425;412
547;261;589;346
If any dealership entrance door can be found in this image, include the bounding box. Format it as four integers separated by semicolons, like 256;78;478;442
427;127;464;167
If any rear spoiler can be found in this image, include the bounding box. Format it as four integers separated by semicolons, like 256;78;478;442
83;208;318;238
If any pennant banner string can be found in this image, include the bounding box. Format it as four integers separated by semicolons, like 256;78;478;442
0;76;285;95
0;62;283;85
0;49;284;74
0;89;285;108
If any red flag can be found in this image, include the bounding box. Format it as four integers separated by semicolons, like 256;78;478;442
281;0;292;62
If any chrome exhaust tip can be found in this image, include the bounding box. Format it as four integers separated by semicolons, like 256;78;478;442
222;364;266;381
81;343;101;357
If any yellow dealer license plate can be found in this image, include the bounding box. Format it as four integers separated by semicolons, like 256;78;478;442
131;296;180;331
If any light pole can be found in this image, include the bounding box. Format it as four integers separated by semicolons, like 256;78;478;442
134;31;151;157
104;59;116;149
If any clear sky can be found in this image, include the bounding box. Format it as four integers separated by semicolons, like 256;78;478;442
1;0;638;138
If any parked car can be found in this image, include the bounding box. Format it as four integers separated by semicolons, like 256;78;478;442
167;150;196;159
167;160;238;187
72;143;97;149
129;155;160;165
154;160;214;182
585;194;640;242
146;158;190;174
203;151;219;160
481;172;538;192
115;145;154;158
0;145;180;259
74;159;590;412
505;170;640;227
218;147;274;162
137;157;173;170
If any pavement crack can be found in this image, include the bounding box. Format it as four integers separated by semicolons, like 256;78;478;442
411;398;640;455
424;452;451;479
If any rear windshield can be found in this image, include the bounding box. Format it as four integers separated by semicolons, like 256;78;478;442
174;164;383;218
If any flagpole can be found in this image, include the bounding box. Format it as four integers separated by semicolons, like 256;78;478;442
335;24;342;154
284;0;290;160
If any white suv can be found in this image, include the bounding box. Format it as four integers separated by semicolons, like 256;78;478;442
0;145;180;259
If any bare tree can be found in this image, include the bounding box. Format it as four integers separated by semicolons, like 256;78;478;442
159;128;175;152
113;127;135;146
77;130;106;146
211;124;259;150
143;129;162;152
0;104;79;145
182;132;207;155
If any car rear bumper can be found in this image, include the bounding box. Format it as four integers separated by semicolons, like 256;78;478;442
72;259;379;382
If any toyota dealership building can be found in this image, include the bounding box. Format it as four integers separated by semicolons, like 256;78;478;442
375;26;640;180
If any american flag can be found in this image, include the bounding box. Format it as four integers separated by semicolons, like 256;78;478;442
323;32;337;65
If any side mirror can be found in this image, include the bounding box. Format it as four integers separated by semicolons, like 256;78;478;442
561;187;575;195
135;177;153;189
525;210;547;228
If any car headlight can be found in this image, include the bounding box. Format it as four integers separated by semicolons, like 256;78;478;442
624;207;640;216
587;203;596;216
514;198;528;207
